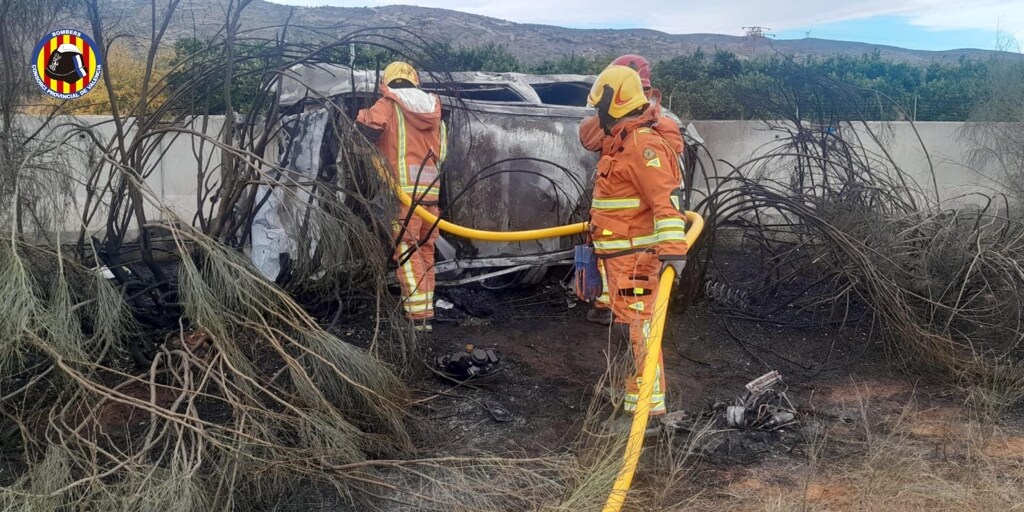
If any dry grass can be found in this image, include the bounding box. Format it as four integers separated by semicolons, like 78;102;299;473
689;114;1024;414
0;1;616;506
683;393;1024;512
7;3;1024;510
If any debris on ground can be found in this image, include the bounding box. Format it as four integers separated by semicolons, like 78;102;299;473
720;370;798;430
644;370;802;464
483;400;513;422
660;371;798;435
434;344;502;380
703;279;750;310
434;289;499;326
442;288;496;318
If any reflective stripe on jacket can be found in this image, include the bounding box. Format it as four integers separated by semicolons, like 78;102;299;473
589;117;688;258
357;85;447;202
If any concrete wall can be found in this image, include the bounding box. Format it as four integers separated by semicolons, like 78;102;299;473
16;115;224;234
689;121;1001;206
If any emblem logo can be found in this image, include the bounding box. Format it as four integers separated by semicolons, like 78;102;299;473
30;29;103;100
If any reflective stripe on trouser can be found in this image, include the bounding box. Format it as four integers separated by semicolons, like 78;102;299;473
393;204;440;321
604;250;667;416
623;320;666;414
595;258;611;309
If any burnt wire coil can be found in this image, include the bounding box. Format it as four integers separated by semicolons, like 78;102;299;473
703;279;750;311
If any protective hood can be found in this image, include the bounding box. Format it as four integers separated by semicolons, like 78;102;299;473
381;85;441;130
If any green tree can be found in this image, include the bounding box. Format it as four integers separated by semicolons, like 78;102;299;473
166;37;271;115
442;43;520;72
162;39;1003;121
708;50;742;79
651;48;997;121
529;54;608;75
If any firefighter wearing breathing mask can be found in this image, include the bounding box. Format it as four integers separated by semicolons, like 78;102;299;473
585;65;688;417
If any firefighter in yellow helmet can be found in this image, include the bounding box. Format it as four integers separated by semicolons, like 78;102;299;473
579;54;684;155
580;55;685;326
585;65;688;417
357;61;448;331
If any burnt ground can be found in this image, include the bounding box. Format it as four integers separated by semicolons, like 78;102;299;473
346;247;1024;510
6;246;1013;510
402;261;898;461
408;282;890;454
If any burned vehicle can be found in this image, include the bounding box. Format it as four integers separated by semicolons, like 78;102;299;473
257;64;694;286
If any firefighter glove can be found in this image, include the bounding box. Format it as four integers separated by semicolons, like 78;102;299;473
660;257;686;283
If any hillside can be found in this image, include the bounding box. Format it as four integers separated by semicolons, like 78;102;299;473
91;0;1018;65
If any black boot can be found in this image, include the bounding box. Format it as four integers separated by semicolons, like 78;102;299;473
586;307;613;325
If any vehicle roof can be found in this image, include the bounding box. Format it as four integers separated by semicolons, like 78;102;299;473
278;63;595;107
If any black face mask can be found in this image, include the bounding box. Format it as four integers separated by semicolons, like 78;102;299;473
594;84;616;136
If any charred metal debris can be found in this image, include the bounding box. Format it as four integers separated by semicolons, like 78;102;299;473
720;370;797;430
434;344;502;381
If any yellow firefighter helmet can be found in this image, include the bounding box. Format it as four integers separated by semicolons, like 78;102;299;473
383;61;420;87
587;65;649;120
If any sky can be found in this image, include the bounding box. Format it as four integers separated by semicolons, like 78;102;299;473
272;0;1024;52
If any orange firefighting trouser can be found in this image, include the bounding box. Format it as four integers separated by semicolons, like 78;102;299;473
393;205;440;322
603;249;666;416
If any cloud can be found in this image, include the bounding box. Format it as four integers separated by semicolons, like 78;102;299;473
905;1;1024;37
280;0;1024;38
643;1;913;34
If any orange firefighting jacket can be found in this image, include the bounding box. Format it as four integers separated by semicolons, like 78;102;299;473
589;115;688;260
357;85;448;203
579;102;684;155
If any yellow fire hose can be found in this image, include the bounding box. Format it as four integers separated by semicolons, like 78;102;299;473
601;265;677;512
397;193;590;241
376;158;704;510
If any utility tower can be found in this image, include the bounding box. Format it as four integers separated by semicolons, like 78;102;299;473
743;26;772;39
743;26;774;57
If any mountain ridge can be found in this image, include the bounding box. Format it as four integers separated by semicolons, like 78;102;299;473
102;0;1020;65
